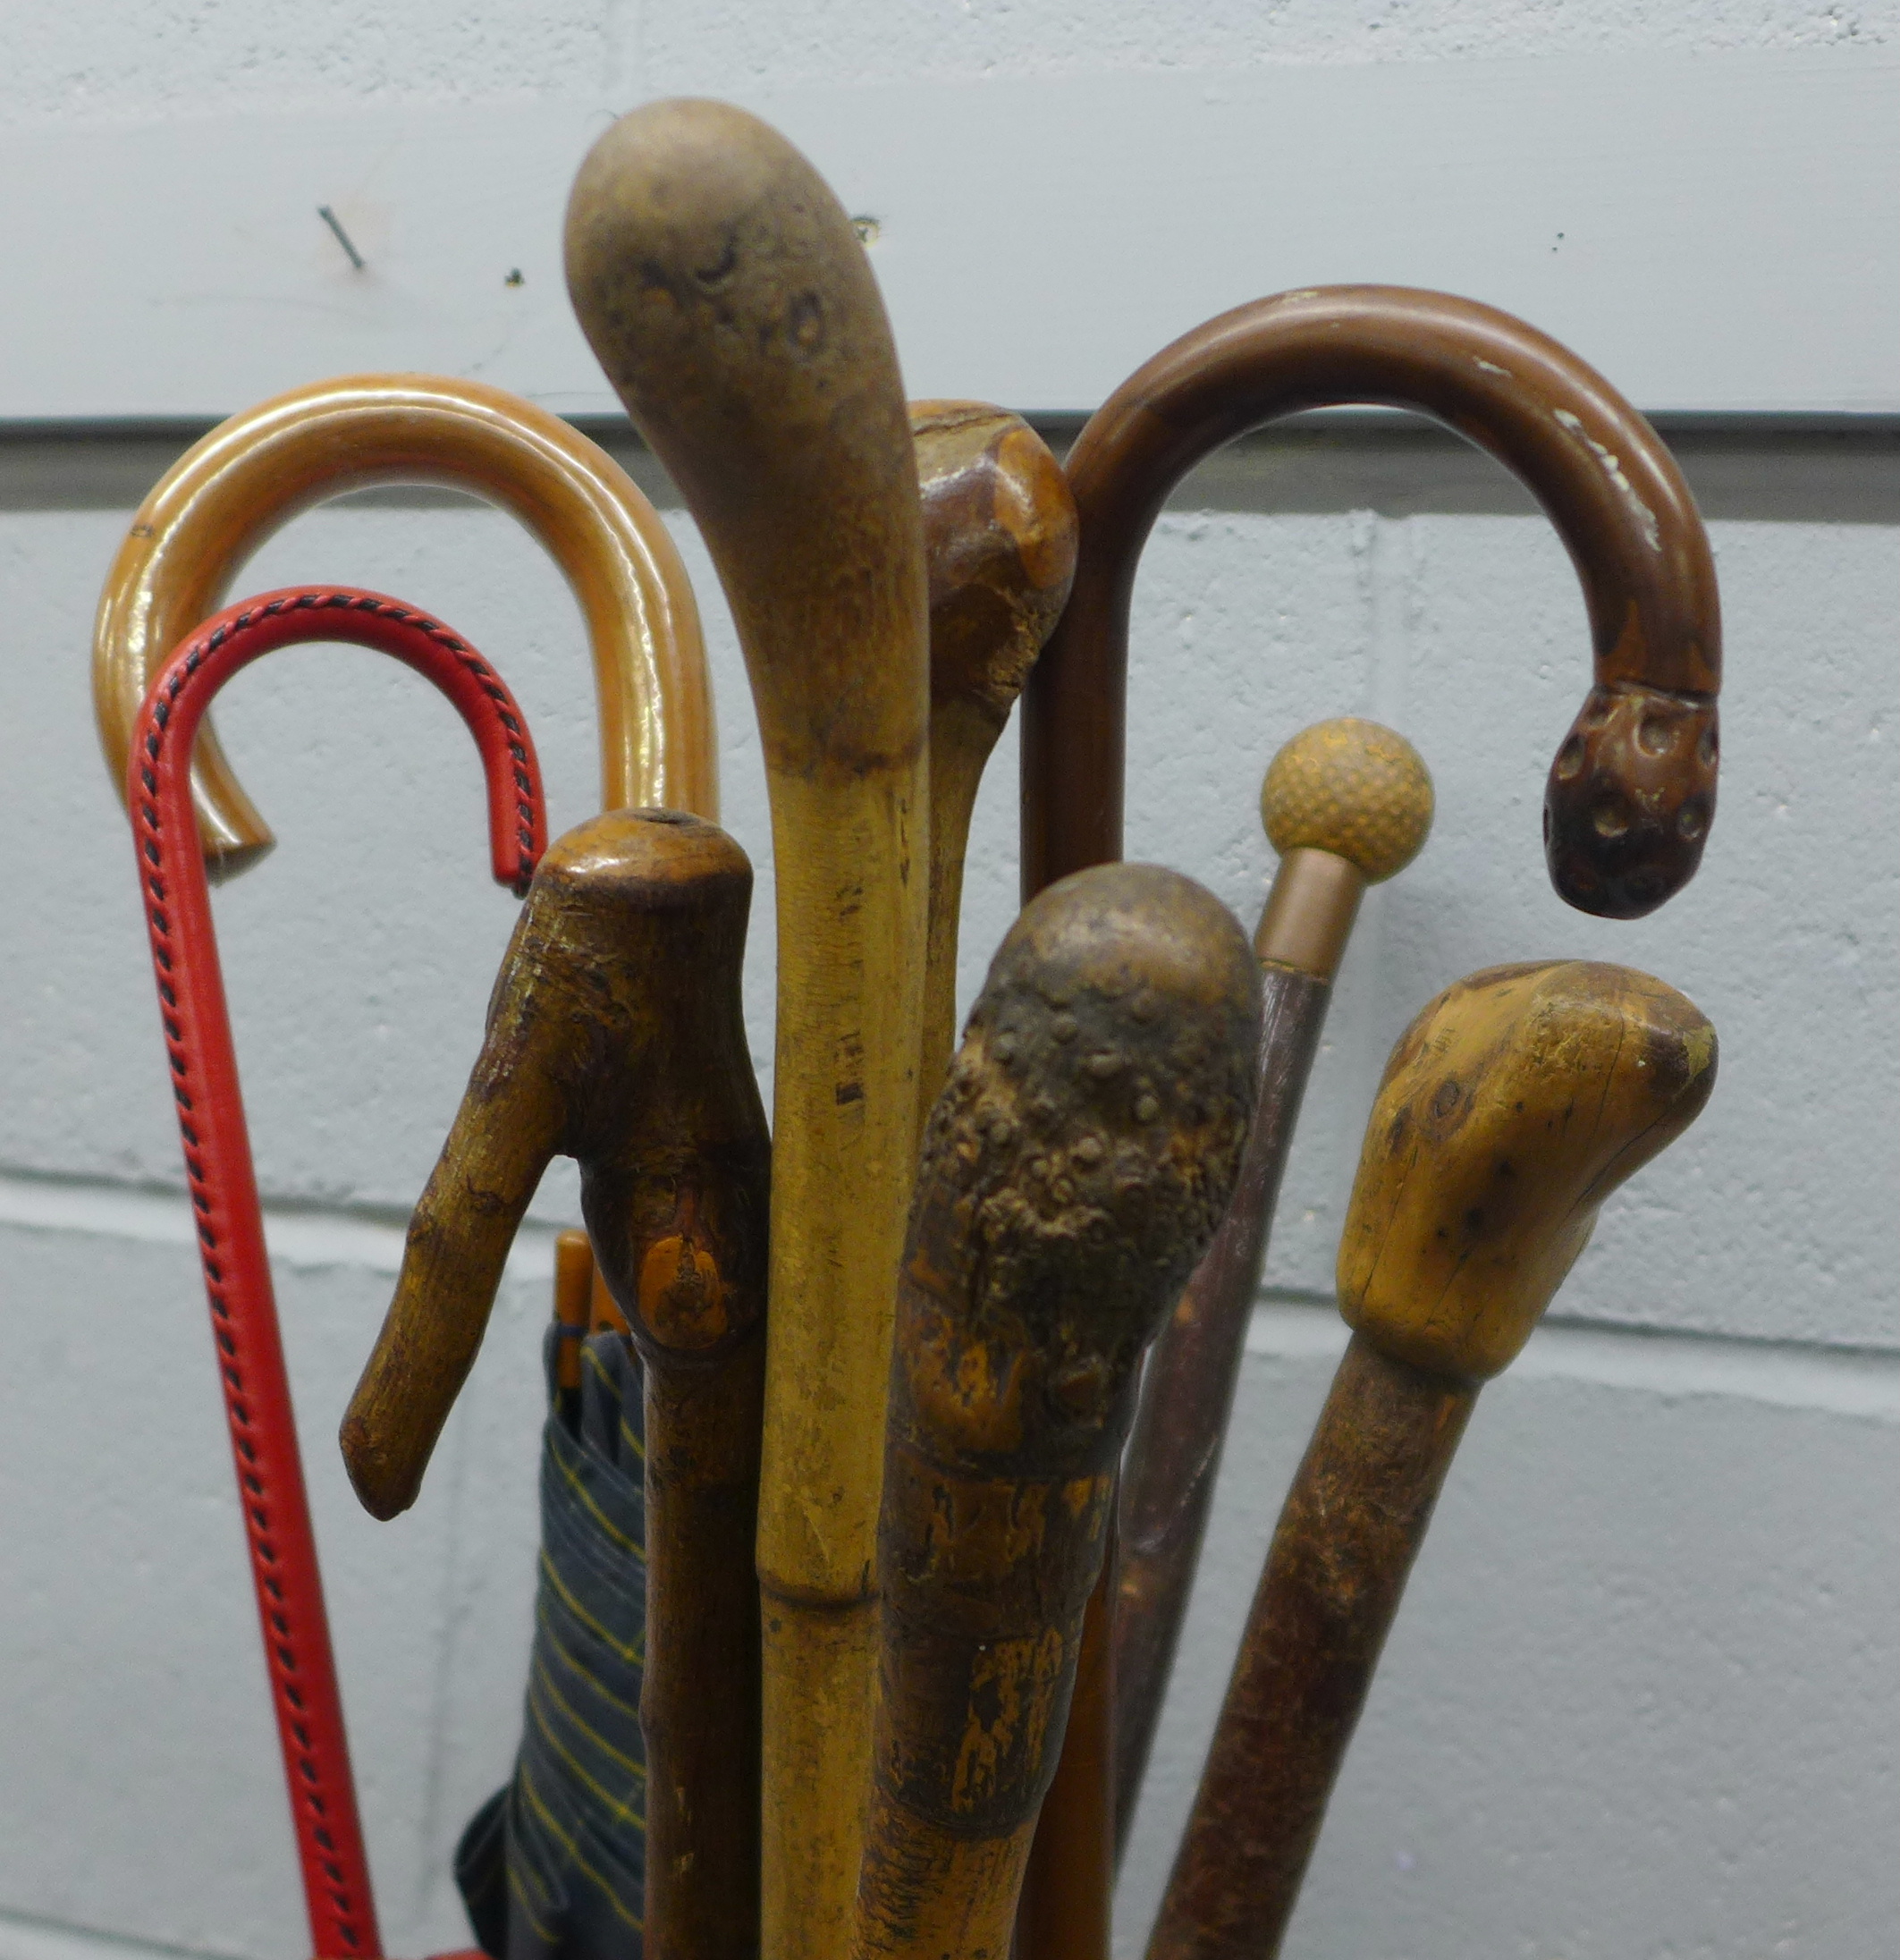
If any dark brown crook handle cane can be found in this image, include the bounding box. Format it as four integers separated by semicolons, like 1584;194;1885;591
1016;285;1722;1959
1022;284;1721;922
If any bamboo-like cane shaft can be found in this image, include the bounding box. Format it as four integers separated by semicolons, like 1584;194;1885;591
340;811;770;1959
92;373;715;876
856;863;1262;1960
564;101;931;1958
1148;959;1717;1960
1112;721;1432;1852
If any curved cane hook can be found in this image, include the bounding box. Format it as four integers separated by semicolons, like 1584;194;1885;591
128;587;548;1960
1022;286;1721;919
97;372;712;881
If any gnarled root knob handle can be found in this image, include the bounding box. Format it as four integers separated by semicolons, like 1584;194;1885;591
1339;958;1718;1380
857;864;1261;1960
1150;958;1716;1960
341;809;764;1521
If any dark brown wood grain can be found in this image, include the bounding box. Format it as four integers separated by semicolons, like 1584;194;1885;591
1111;966;1330;1853
857;863;1262;1960
339;808;769;1960
1021;286;1722;921
1146;1334;1473;1960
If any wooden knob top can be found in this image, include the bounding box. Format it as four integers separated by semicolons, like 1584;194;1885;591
1337;959;1717;1381
1259;717;1433;883
913;400;1077;727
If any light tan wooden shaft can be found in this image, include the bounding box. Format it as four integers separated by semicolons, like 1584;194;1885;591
565;99;931;1960
92;374;715;877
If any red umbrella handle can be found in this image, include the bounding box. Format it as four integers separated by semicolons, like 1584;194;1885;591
127;589;547;1957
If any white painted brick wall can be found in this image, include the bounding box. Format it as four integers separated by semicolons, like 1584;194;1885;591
0;4;1894;1957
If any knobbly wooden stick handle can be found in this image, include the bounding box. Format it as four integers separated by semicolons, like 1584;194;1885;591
1022;286;1721;921
566;99;930;1957
93;373;714;878
340;810;769;1960
857;863;1262;1960
1111;720;1432;1849
1148;959;1716;1960
914;401;1077;1135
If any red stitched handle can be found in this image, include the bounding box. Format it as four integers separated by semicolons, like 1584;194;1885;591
128;589;547;1957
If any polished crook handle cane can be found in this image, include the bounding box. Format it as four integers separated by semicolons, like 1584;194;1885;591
94;370;718;866
1018;285;1725;1960
126;589;548;1958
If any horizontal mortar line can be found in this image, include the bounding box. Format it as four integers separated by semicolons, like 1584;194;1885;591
1246;1296;1900;1422
2;410;1896;524
0;1905;237;1960
0;1164;562;1283
5;1167;1893;1411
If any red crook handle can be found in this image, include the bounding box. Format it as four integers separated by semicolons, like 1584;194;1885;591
127;589;547;1958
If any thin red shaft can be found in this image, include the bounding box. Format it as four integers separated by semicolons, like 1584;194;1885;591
127;589;545;1956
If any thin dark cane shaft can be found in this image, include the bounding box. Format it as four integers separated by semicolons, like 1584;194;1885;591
857;865;1259;1960
1016;1540;1117;1960
1147;1335;1473;1960
1112;966;1330;1850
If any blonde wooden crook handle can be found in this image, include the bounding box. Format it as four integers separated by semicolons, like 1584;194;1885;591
92;371;716;875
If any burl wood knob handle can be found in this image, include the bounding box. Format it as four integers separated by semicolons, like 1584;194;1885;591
1338;958;1718;1381
857;863;1262;1960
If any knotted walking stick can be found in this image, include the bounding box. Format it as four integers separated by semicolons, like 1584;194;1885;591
856;863;1262;1960
343;809;771;1960
1147;959;1717;1960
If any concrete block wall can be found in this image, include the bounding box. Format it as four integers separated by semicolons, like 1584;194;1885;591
2;5;1895;1957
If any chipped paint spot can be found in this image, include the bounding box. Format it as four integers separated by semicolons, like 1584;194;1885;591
1553;410;1661;553
1474;358;1511;377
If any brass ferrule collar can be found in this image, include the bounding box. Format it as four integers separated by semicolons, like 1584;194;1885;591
1254;848;1366;980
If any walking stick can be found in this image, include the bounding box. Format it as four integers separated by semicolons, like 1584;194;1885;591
1112;718;1433;1849
94;370;717;865
126;587;547;1958
1017;286;1724;1956
856;864;1262;1960
1147;959;1717;1960
913;401;1077;1129
565;101;932;1958
343;809;771;1960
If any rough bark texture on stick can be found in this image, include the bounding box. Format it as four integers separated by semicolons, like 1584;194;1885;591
914;401;1077;1135
340;810;769;1960
1112;720;1432;1854
1149;959;1717;1960
857;863;1262;1960
93;372;715;879
565;99;930;1958
1022;286;1721;920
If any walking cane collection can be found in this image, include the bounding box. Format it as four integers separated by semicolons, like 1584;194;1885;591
96;92;1724;1960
